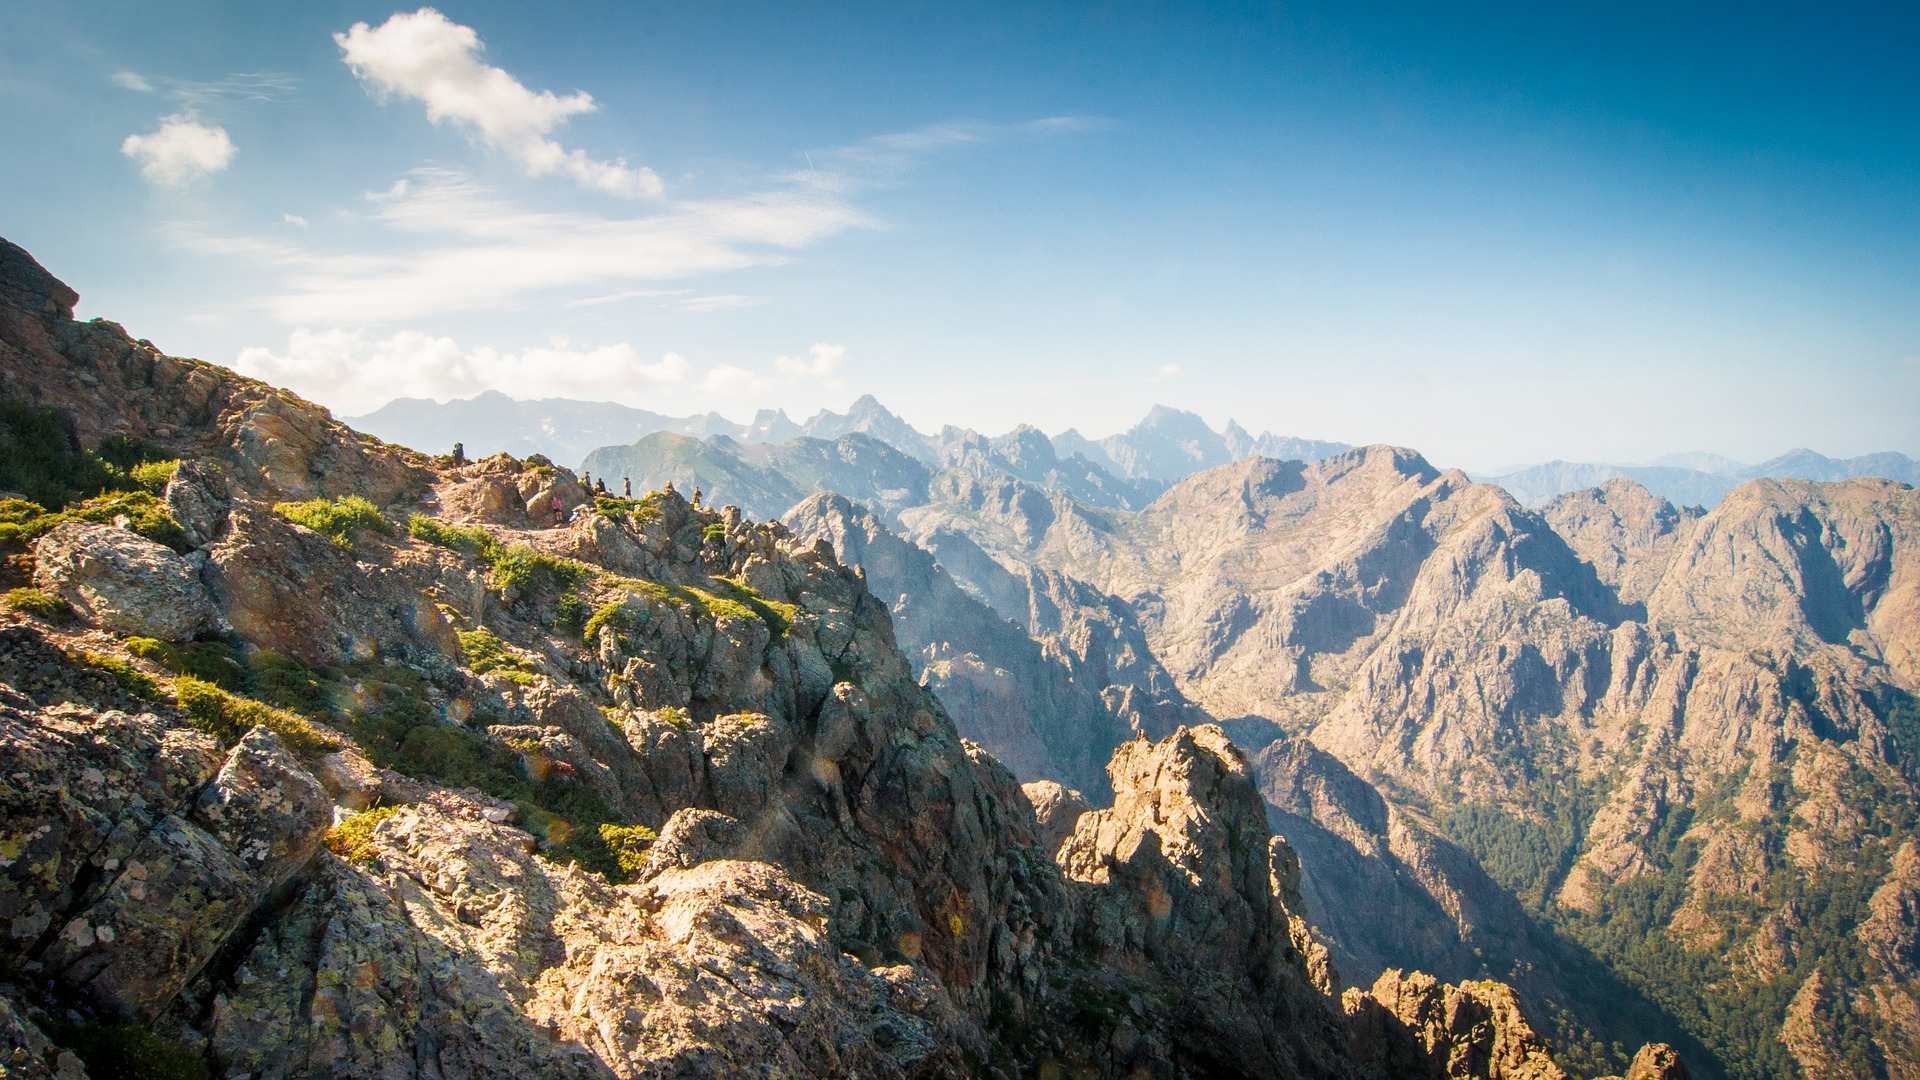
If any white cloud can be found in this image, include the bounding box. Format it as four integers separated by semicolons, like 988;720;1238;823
775;343;848;378
121;114;235;188
698;364;778;398
232;328;692;414
113;70;154;92
336;8;660;198
189;168;865;323
282;213;310;228
1155;363;1182;379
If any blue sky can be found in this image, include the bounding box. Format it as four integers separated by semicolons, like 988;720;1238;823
3;1;1916;468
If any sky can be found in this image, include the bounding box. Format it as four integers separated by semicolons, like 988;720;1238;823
2;1;1916;470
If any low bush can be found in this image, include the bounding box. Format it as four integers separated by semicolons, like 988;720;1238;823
174;675;339;758
325;805;399;865
0;490;189;552
74;649;162;700
0;400;179;515
3;586;66;620
275;495;390;549
490;543;586;603
126;636;249;691
407;514;503;561
599;822;657;876
457;627;540;684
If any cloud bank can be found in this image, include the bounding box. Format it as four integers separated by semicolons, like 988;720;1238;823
336;7;661;198
233;329;854;414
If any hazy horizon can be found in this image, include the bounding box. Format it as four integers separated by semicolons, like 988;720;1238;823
4;2;1916;467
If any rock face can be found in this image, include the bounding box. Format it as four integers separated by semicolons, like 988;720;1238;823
1341;970;1566;1080
1056;725;1351;1078
32;521;218;640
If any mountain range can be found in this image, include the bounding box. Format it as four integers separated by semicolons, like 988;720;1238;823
351;391;1914;514
1477;450;1920;508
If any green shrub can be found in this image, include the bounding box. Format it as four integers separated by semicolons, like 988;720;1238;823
129;459;179;493
58;1023;208;1080
708;577;798;641
74;650;162;700
703;522;727;543
0;399;119;509
592;495;640;519
554;590;590;635
126;636;250;691
3;586;66;620
490;544;585;602
599;822;657;876
0;490;189;552
457;627;540;684
96;433;169;474
583;600;637;644
407;514;502;561
174;675;339;758
275;495;389;549
325;805;399;865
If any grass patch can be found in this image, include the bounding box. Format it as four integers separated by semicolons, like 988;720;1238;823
325;805;400;865
128;458;178;493
174;675;340;758
126;635;249;691
592;575;795;642
457;627;540;685
583;599;637;644
3;586;66;620
709;577;797;641
407;514;503;561
276;495;390;550
73;649;163;700
703;522;727;543
490;543;586;603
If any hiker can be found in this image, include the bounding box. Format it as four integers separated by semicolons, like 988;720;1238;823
595;478;608;495
451;442;465;466
623;477;631;498
692;487;703;508
550;495;564;527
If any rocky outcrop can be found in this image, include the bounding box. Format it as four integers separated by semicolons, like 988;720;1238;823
1057;725;1353;1078
1021;780;1089;854
1341;969;1566;1080
0;695;330;1027
32;522;217;640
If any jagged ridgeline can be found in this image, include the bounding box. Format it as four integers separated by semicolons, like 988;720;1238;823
0;239;1703;1078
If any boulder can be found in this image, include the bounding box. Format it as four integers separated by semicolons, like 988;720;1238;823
32;521;217;641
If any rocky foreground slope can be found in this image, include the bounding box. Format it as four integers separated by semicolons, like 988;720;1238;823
0;240;1708;1077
